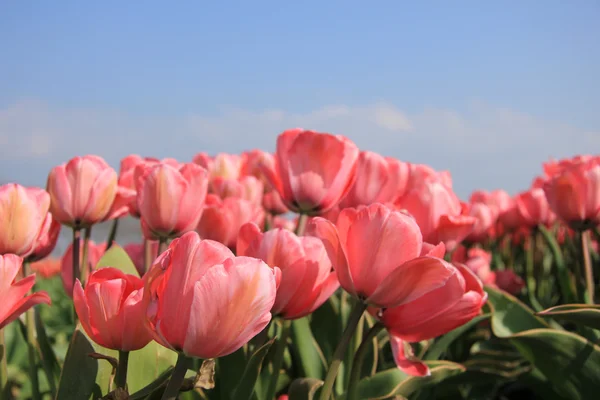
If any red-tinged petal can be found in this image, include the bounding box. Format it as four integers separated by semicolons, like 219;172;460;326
306;217;355;296
420;242;446;258
182;257;276;358
47;165;74;224
174;164;209;233
73;280;95;341
302;271;340;317
84;166;118;223
86;279;126;349
119;288;152;351
367;257;457;308
236;222;263;257
389;334;430;377
431;214;477;251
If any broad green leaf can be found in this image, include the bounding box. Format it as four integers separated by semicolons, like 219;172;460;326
96;244;139;276
34;307;59;397
288;377;323;400
538;225;576;303
310;296;341;362
217;346;247;399
424;313;491;360
290;317;326;379
55;328;98;399
537;304;600;330
510;329;600;399
341;360;465;400
128;367;173;400
485;286;550;337
231;339;275;400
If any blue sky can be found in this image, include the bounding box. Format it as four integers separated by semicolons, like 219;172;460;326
1;1;599;198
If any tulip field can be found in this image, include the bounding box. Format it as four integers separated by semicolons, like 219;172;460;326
1;129;600;400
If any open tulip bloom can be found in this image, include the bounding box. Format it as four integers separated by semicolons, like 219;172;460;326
3;140;600;400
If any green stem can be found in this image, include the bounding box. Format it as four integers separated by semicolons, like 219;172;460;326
343;314;364;388
347;322;384;400
158;237;168;257
538;225;575;303
319;300;367;400
581;230;595;304
295;214;308;236
0;329;8;394
80;227;92;286
105;219;119;251
115;350;130;390
161;353;190;400
23;262;41;400
265;319;291;400
143;239;153;273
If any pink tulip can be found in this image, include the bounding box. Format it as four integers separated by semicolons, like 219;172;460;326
61;240;106;297
464;202;497;243
543;155;594;178
31;258;61;279
271;216;296;231
197;194;265;249
123;241;159;277
451;246;496;286
543;158;600;230
0;184;51;257
397;180;476;251
237;223;339;319
379;263;486;376
143;231;278;358
210;176;264;205
74;268;152;351
262;129;359;215
192;152;243;180
404;163;453;193
307;203;461;308
26;213;61;262
516;188;553;227
495;270;525;295
136;162;209;240
262;190;289;215
0;254;51;329
47;155;118;227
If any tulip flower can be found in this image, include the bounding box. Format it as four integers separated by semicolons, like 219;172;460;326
261;129;359;215
464;202;497;243
210;176;264;205
495;270;525;295
452;245;496;286
47;155;118;228
61;240;106;297
26;213;61;263
136;162;209;241
307;203;460;308
237;222;339;319
143;231;278;359
0;254;51;330
74;268;152;351
31;258;61;279
516;188;554;228
192;152;243;180
124;241;159;277
197;194;265;249
0;184;51;257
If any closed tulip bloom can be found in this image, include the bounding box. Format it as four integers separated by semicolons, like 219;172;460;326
210;176;264;205
192;152;243;180
136;162;209;240
0;184;51;257
380;263;486;376
495;270;525;295
464;202;497;243
543;159;600;230
26;213;61;262
237;223;339;319
543;155;594;178
397;180;476;251
451;246;496;286
47;155;118;228
124;241;159;277
262;129;359;215
404;164;453;193
143;231;278;358
73;268;152;351
307;203;460;308
516;188;553;227
197;194;265;249
0;254;51;330
31;258;62;279
262;190;289;215
61;240;106;297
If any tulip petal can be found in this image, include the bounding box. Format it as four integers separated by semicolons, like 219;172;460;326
389;334;430;377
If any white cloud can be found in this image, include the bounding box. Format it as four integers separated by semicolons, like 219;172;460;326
0;99;598;198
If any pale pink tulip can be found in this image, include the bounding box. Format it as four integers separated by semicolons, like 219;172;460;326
26;213;61;262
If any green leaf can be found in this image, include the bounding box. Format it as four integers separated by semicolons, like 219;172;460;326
288;377;323;400
424;313;491;360
310;296;341;362
96;244;139;276
128;367;173;400
290;317;326;379
217;346;247;400
485;286;550;337
56;328;99;400
34;307;60;397
341;360;465;400
537;304;600;330
538;225;576;304
231;339;275;400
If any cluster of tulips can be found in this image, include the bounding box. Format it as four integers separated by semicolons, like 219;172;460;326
1;128;599;400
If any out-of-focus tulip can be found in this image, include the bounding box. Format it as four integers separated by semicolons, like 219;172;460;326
263;190;289;215
124;241;159;277
47;155;118;228
397;180;476;251
452;246;496;286
136;162;209;240
143;231;278;358
26;213;61;262
516;188;553;227
0;184;51;257
74;268;152;351
543;155;593;178
193;152;243;180
379;263;486;376
464;202;497;243
0;254;51;329
404;164;453;192
262;129;359;215
31;258;61;279
543;158;600;230
339;151;406;208
271;216;295;231
495;270;525;295
237;223;339;319
61;240;106;297
197;194;265;249
307;203;461;308
210;176;264;205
